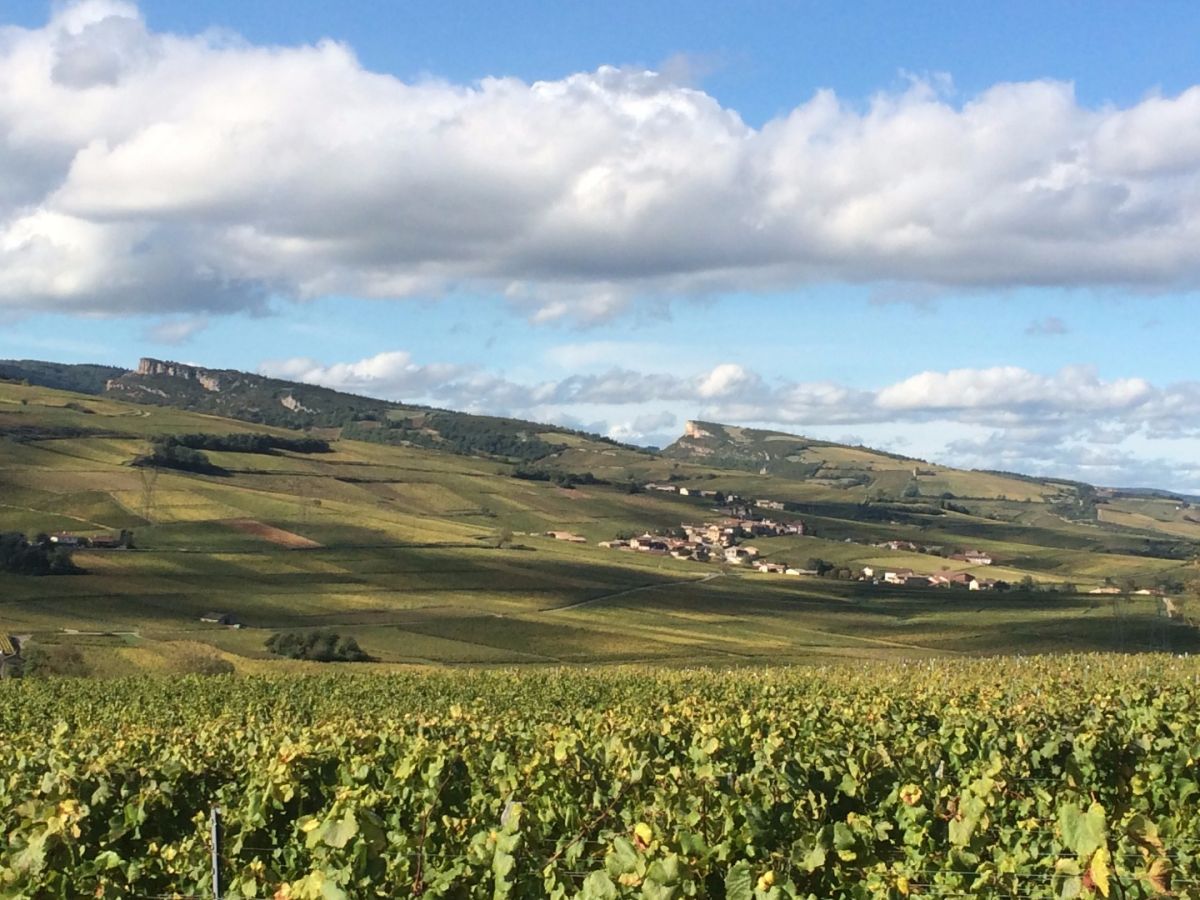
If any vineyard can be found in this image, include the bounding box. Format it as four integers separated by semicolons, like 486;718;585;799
2;658;1199;899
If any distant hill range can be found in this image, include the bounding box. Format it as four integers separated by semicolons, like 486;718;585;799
0;357;638;464
2;357;1198;504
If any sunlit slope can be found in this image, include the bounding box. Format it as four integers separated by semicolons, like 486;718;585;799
662;420;1070;502
1;380;1197;673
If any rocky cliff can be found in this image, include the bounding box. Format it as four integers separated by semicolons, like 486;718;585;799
135;358;222;392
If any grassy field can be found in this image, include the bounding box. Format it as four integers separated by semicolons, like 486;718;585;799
2;381;1198;674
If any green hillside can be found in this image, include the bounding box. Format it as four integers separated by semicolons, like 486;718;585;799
1;375;1198;676
665;420;1077;503
1;356;643;463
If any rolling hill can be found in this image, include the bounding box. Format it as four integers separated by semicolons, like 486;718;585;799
0;360;1198;676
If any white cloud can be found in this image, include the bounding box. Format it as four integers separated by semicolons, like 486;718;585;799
143;315;208;345
258;351;470;398
259;347;1200;488
606;410;678;445
696;363;760;398
873;366;1155;415
2;4;1200;320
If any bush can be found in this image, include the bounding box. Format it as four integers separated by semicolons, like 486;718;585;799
165;433;331;454
132;437;227;475
265;630;373;662
21;643;90;678
174;646;236;676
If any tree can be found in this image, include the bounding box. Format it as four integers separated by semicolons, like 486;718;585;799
806;557;834;576
265;629;373;662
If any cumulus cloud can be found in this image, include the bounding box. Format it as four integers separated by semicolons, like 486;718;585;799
3;3;1200;320
259;348;1200;489
259;351;471;399
264;351;1200;434
943;432;1200;492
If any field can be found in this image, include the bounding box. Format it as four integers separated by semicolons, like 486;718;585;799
2;380;1199;672
3;657;1198;898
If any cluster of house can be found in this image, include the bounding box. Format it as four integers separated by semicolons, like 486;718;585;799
643;482;787;512
873;540;994;566
600;515;806;568
46;530;134;549
862;566;999;591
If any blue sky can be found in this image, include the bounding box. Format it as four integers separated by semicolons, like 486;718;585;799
3;1;1200;489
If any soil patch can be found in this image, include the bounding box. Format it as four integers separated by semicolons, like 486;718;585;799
222;519;323;549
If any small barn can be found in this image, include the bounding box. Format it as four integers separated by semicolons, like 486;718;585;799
200;612;242;627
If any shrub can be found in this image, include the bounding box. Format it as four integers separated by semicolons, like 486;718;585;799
265;630;373;662
174;646;236;676
21;643;90;678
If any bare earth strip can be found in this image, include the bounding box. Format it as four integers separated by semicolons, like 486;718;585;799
221;518;323;549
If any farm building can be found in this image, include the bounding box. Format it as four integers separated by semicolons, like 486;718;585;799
90;530;133;549
200;612;242;627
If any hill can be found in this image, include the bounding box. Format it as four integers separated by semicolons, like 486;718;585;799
2;356;643;465
0;368;1198;675
664;419;1074;503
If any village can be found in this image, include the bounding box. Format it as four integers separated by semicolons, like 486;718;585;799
545;481;1030;589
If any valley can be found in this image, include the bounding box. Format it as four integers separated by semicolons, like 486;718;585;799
1;362;1197;675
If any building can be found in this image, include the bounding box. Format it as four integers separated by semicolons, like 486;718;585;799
200;612;241;627
943;572;982;590
953;549;994;566
89;530;133;549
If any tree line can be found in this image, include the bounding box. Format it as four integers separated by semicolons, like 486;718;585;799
0;533;81;576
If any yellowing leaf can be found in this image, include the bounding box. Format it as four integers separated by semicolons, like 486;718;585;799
1089;848;1111;898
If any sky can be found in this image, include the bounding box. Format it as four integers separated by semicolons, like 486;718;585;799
2;1;1200;491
